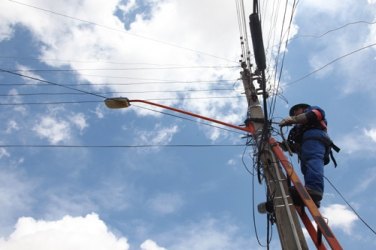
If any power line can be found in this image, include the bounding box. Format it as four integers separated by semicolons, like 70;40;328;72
1;79;239;86
8;65;239;72
0;56;226;67
0;88;236;97
292;20;376;40
286;42;376;86
324;176;376;236
0;96;244;106
0;68;106;99
8;0;237;63
0;144;245;148
269;0;299;119
0;100;101;106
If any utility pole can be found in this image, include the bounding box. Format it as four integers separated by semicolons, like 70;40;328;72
241;7;309;249
240;66;308;250
233;1;343;248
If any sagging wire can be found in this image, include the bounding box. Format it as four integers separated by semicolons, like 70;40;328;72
324;176;376;236
241;135;274;248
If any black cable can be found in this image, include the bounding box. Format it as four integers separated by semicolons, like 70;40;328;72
1;79;239;86
292;20;376;40
251;147;269;248
0;96;244;106
8;0;237;63
269;0;299;119
0;144;245;148
8;65;239;72
241;141;255;176
0;100;102;106
0;88;236;97
324;176;376;236
0;68;106;99
287;42;376;86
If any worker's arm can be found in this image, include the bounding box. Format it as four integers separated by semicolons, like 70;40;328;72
279;113;308;127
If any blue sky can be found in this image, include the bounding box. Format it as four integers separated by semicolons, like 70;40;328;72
0;0;375;249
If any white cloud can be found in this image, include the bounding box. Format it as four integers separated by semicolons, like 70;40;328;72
33;116;71;144
300;0;349;14
296;0;376;96
0;0;296;141
321;204;358;234
16;64;45;84
69;113;88;132
118;0;137;14
32;111;90;144
0;214;130;250
364;128;376;142
6;89;26;114
161;218;251;250
147;192;184;215
0;168;34;235
140;239;167;250
5;120;19;134
136;124;179;146
227;158;236;166
93;106;105;119
336;127;376;155
0;148;10;159
350;167;376;196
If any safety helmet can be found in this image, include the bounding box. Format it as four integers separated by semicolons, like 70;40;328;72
289;103;310;116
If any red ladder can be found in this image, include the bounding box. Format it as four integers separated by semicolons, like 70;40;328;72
269;137;343;250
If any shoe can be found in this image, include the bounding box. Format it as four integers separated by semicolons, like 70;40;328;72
289;186;322;208
306;188;322;208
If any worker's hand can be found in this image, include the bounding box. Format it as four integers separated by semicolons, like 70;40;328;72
279;116;295;127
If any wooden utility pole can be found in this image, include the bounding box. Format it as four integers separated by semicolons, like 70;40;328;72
240;7;309;248
240;63;308;249
243;4;342;248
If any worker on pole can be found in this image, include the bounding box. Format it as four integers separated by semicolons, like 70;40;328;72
279;103;338;207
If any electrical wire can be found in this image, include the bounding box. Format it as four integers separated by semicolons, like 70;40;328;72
1;79;239;86
0;96;244;106
269;0;299;120
0;144;245;148
0;88;236;97
324;176;376;236
8;0;237;63
0;100;102;106
0;68;106;99
286;42;376;86
8;65;239;72
291;20;376;41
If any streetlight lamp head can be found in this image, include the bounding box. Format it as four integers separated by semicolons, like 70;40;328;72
104;97;131;109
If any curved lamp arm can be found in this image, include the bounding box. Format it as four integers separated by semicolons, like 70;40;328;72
104;97;254;134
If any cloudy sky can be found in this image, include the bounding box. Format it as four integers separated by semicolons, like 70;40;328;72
0;0;375;249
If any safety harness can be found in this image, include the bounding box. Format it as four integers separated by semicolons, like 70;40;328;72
302;136;340;167
288;108;341;167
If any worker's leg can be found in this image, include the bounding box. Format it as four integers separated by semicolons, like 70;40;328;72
300;137;326;195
